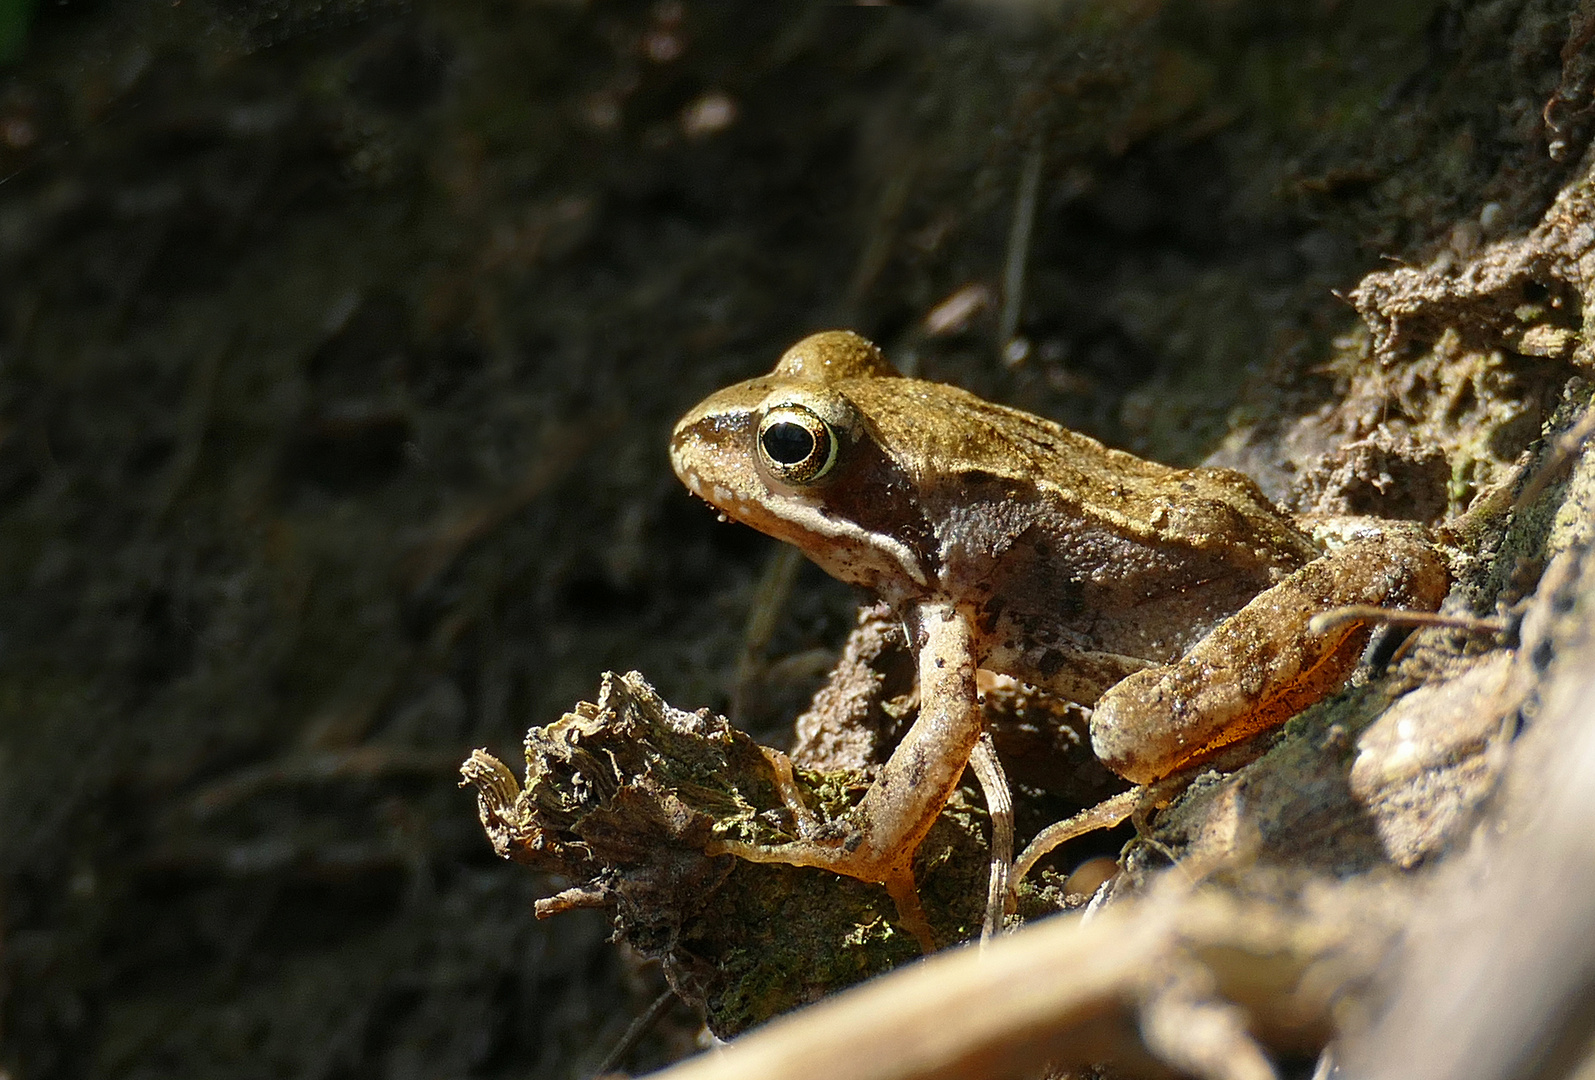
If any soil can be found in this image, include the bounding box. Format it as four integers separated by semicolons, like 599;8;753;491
1;2;1590;1077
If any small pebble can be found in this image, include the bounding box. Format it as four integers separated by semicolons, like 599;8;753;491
1479;201;1505;236
1064;855;1119;899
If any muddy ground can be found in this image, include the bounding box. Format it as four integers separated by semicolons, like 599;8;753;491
0;2;1589;1077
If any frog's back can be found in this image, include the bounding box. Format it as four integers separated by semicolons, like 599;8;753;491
849;376;1313;566
847;375;1320;675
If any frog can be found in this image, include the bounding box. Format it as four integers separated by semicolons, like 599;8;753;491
670;330;1449;945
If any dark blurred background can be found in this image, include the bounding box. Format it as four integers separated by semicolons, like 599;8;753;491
0;1;1578;1076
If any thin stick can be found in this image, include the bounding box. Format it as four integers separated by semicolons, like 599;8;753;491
535;886;612;919
731;544;804;721
1307;605;1509;637
998;144;1044;351
1010;787;1141;898
589;988;677;1079
1514;407;1595;511
192;746;462;816
968;733;1013;943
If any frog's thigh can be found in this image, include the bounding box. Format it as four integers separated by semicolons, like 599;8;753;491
1090;532;1448;785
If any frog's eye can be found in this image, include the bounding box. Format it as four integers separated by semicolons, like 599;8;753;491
757;405;838;484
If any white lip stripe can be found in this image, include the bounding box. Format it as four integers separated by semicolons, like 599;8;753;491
675;433;928;588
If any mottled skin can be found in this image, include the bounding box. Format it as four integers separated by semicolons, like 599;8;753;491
671;331;1447;941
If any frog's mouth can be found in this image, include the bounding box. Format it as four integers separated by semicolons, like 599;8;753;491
670;404;930;594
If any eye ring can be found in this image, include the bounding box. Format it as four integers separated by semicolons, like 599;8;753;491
757;405;838;485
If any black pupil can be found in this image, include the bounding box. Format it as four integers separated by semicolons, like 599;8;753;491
762;421;816;465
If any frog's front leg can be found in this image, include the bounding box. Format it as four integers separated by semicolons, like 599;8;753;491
1090;526;1449;785
706;598;982;948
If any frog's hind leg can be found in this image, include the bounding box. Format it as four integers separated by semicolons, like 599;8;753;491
1089;526;1449;786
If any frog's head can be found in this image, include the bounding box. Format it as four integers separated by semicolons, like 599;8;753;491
670;330;936;598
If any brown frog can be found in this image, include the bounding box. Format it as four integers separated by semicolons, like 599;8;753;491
670;330;1448;943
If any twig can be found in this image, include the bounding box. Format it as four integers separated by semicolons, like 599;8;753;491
650;879;1392;1080
151;335;228;522
189;746;461;817
731;543;804;722
535;886;612;919
998;143;1044;354
1010;787;1141;898
1513;406;1595;511
968;733;1012;943
403;415;614;590
589;988;677;1079
1306;605;1510;637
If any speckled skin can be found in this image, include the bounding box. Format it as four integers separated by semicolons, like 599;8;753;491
670;331;1446;934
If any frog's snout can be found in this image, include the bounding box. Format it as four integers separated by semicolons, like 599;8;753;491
671;452;708;502
668;415;717;499
668;407;758;525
